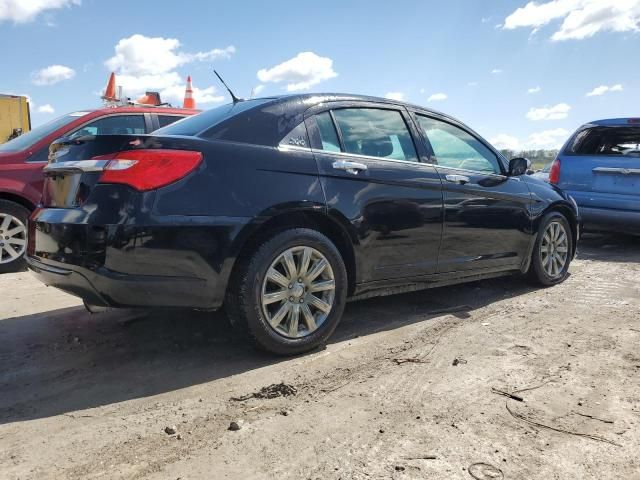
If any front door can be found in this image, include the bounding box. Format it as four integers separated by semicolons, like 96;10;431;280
306;105;443;282
414;113;532;274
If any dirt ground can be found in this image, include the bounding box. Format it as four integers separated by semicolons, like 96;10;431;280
0;233;638;480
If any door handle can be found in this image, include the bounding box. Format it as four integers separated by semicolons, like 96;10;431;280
445;174;470;184
332;160;368;175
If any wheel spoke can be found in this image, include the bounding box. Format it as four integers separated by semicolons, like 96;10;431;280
269;303;291;328
556;246;568;253
298;247;312;277
309;279;335;293
267;268;290;288
300;303;317;331
0;216;11;232
263;289;288;305
288;304;300;337
4;243;19;259
4;226;25;238
305;258;327;283
307;294;331;313
282;250;297;280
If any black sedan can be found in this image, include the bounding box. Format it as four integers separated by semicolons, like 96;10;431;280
27;94;580;355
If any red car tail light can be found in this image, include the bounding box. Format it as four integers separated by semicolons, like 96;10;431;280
97;149;202;191
548;158;561;184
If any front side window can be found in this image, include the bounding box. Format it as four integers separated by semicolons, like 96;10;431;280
69;115;146;138
332;108;418;161
417;115;501;174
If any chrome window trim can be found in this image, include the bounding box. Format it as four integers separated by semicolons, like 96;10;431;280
310;147;430;167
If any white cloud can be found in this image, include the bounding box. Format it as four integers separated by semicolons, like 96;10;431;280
37;104;55;114
491;133;521;150
526;103;571;120
586;83;623;96
257;52;337;92
0;0;80;23
104;34;233;106
491;68;503;74
527;86;542;94
481;16;492;23
527;128;570;148
503;0;640;41
427;92;448;102
468;82;478;87
31;64;75;85
491;128;570;151
252;84;265;97
384;92;405;101
105;34;234;76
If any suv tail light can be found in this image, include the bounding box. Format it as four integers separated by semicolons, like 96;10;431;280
97;149;202;191
549;158;561;184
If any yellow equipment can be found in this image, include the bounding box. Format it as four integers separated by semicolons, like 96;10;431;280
0;94;31;144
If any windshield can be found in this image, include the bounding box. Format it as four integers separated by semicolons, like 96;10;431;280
0;112;89;152
154;99;272;137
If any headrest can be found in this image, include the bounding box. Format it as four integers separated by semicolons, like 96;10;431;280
361;136;393;158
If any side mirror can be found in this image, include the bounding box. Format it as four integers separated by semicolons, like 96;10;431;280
508;157;531;176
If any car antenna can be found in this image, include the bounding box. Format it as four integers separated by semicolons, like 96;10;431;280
214;69;243;104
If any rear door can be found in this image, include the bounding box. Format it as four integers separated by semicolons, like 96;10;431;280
413;113;533;274
559;125;640;213
306;103;443;282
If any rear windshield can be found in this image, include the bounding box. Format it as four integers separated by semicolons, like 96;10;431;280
0;112;87;152
568;126;640;157
154;99;272;137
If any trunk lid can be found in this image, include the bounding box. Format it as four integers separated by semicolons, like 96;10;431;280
42;134;148;208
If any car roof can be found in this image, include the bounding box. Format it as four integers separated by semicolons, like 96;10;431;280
265;92;455;120
583;118;640;127
85;106;199;115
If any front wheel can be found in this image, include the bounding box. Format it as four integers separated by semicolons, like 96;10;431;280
0;200;30;274
528;212;573;286
226;228;348;355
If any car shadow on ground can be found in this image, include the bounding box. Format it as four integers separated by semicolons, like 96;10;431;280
0;233;636;424
577;232;640;263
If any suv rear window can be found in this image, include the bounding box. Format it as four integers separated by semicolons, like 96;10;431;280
569;126;640;156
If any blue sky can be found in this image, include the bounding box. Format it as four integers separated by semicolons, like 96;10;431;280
1;0;639;150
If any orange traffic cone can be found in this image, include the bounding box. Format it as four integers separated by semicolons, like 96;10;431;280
183;75;196;109
102;72;118;101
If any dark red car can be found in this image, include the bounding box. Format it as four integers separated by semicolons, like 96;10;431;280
0;106;196;272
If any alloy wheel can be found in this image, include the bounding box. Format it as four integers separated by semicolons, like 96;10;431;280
261;246;336;339
540;221;569;277
0;213;27;265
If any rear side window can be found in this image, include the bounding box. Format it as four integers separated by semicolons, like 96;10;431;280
158;115;185;128
569;126;640;157
315;112;341;152
69;115;146;138
279;122;309;148
331;108;418;161
417;115;501;174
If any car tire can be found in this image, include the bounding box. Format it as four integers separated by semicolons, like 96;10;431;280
528;211;573;286
0;200;30;274
226;228;348;355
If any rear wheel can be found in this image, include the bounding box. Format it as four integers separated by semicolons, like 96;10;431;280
528;212;572;286
0;200;29;274
226;228;348;355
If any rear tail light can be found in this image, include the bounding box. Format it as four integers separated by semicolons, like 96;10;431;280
549;158;561;184
97;149;202;191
